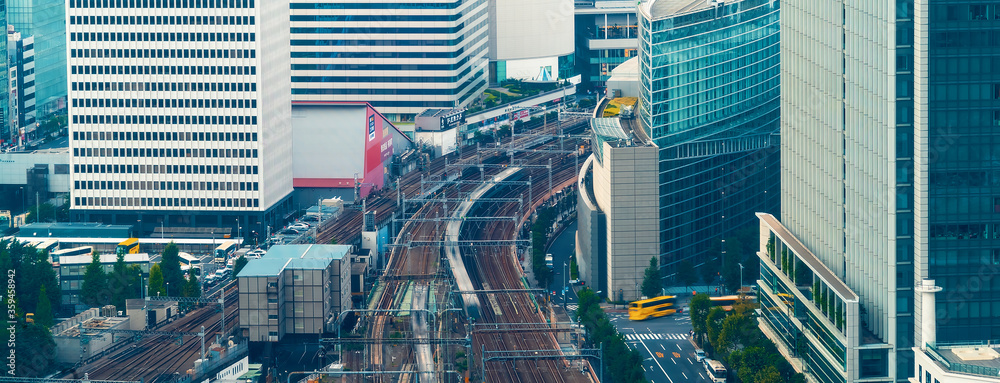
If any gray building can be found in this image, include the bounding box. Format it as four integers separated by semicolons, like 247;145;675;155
759;0;1000;382
237;245;351;343
576;117;658;300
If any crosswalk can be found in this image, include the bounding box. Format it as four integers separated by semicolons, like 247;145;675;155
566;304;578;311
624;333;689;341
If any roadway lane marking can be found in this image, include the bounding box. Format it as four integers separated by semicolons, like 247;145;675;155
655;352;664;358
632;330;674;383
688;358;693;364
682;372;688;380
700;373;706;380
676;344;682;351
660;344;666;350
671;358;676;365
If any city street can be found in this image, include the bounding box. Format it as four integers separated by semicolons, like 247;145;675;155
548;221;580;311
606;311;710;383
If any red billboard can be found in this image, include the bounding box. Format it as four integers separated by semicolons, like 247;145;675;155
362;105;393;198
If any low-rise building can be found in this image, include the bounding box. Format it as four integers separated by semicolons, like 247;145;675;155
125;299;178;330
58;252;150;314
51;306;129;364
237;245;351;343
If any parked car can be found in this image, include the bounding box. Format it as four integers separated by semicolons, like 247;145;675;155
278;229;299;236
288;223;310;231
247;249;265;259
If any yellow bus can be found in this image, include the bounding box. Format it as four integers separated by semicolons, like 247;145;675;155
629;295;677;320
116;238;139;255
214;241;237;263
710;295;756;311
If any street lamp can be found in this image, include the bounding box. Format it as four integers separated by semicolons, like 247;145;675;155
738;263;745;294
166;282;170;297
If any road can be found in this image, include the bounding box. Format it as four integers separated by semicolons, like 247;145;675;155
607;309;710;383
547;221;580;311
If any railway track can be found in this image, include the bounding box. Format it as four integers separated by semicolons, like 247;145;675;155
333;117;591;383
70;282;240;382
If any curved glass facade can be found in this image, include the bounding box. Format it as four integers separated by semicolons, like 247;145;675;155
637;0;780;276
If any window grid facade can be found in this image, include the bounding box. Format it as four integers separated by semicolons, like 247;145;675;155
66;0;292;213
288;0;489;121
636;0;781;275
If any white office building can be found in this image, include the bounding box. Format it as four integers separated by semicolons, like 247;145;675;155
65;0;293;235
288;0;489;122
488;0;575;84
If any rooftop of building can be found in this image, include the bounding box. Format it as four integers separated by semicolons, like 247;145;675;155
351;262;368;275
931;344;1000;375
59;252;150;265
238;244;352;277
642;0;716;19
757;213;859;302
416;108;460;118
56;316;128;338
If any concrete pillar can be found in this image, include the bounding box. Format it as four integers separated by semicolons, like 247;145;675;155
916;279;943;349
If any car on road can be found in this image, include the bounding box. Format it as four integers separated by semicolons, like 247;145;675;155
569;279;581;285
247;249;265;259
695;349;706;362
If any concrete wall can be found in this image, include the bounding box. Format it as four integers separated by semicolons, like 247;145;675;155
0;148;69;192
594;142;658;300
575;155;606;293
489;0;574;61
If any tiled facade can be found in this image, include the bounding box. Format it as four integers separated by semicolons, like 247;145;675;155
65;0;293;232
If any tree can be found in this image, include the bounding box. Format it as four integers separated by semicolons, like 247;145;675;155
159;242;184;295
182;273;200;299
148;264;166;297
24;200;70;224
689;293;712;340
676;260;697;291
35;285;53;328
233;256;249;277
705;307;727;355
81;252;109;307
641;256;661;298
107;253;133;310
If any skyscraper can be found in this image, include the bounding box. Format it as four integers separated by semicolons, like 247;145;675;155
757;0;1000;381
65;0;293;235
636;0;780;276
287;0;489;122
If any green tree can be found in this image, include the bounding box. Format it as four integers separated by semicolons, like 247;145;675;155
2;322;57;376
81;252;109;307
159;242;185;296
689;293;712;342
24;201;70;224
106;253;133;310
676;260;697;291
35;285;54;328
754;365;783;383
705;307;726;355
233;256;249;277
148;264;166;297
182;273;200;300
641;256;661;298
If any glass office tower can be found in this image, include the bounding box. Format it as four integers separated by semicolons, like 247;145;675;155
636;0;780;276
8;0;66;117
